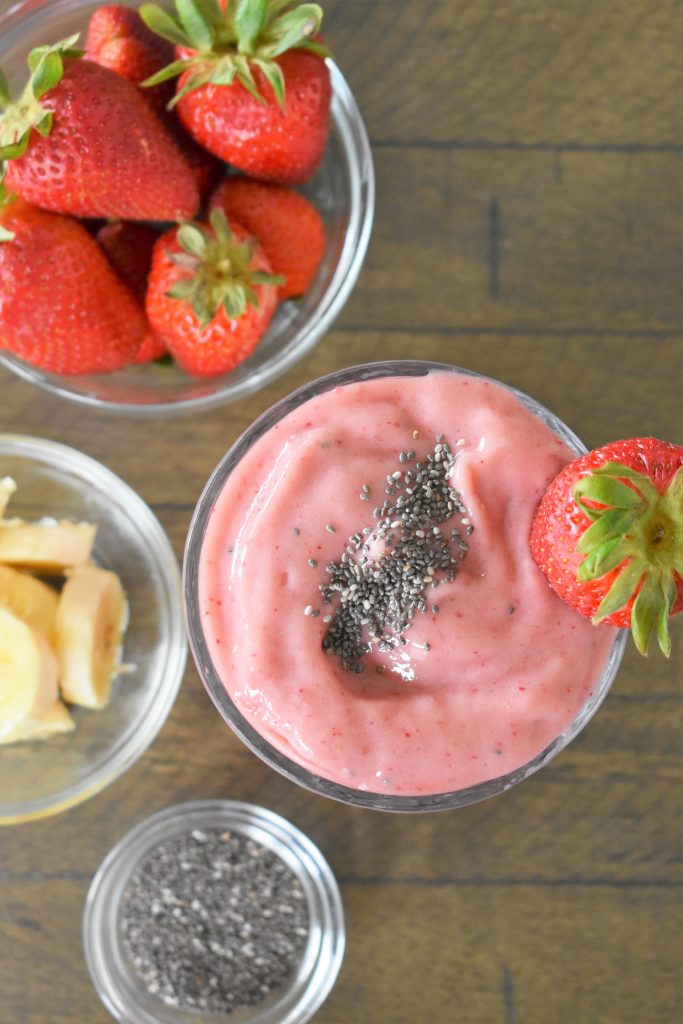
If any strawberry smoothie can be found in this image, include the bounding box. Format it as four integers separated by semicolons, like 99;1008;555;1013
196;368;618;797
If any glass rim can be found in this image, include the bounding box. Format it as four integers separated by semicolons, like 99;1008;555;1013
83;799;346;1024
183;361;627;813
0;49;375;416
0;433;187;824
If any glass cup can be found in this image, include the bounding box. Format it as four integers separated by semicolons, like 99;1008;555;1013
184;361;627;812
0;0;375;415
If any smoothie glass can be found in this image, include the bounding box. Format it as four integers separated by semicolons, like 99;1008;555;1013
184;362;626;811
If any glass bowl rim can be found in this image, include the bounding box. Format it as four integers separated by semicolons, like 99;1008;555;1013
83;798;346;1024
0;432;187;824
0;48;375;417
183;360;627;813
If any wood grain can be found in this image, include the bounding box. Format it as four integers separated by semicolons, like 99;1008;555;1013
1;1;682;1022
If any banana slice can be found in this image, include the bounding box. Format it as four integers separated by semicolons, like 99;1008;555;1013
0;477;17;517
0;605;59;741
55;564;129;709
0;699;75;746
0;519;96;571
0;564;59;640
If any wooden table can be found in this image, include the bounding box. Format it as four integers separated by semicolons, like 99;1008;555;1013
2;2;681;1021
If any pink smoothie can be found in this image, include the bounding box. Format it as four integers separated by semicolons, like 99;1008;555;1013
198;371;617;795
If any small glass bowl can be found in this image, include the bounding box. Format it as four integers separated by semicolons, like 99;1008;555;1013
0;0;374;416
0;434;186;824
84;799;345;1024
184;360;627;812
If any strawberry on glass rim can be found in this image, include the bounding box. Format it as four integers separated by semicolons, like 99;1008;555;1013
139;0;331;183
530;437;683;657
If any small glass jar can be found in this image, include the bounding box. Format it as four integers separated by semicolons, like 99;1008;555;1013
84;800;345;1024
183;361;627;812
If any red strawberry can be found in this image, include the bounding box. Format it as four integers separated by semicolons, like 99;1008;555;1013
209;177;324;299
145;209;280;377
85;7;222;200
530;438;683;655
85;3;175;112
96;221;159;303
95;221;168;363
140;0;331;183
0;197;146;374
0;37;199;220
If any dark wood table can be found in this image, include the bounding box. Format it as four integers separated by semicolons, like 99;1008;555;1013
2;2;681;1021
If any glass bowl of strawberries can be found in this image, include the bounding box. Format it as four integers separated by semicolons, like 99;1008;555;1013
0;433;186;824
0;0;374;414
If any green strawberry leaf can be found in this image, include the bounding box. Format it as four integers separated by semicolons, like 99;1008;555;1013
31;51;63;99
233;54;262;100
139;4;193;48
235;0;269;52
577;535;630;581
577;507;636;554
574;474;645;512
166;278;197;300
208;60;238;87
252;57;285;107
178;222;209;257
592;558;645;623
267;5;321;57
141;58;193;89
176;0;215;51
0;69;11;109
590;461;660;503
223;284;247;320
630;572;661;655
656;575;676;656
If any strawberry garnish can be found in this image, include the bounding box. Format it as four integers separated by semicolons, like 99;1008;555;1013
0;198;146;374
208;176;324;299
140;0;331;182
145;208;281;377
0;36;199;220
530;438;683;656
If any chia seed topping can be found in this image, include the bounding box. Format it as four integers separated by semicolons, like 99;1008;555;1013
317;438;472;672
121;829;309;1015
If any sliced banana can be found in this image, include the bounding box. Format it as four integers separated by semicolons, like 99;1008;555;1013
0;699;75;746
0;564;59;640
0;477;17;517
0;605;59;741
55;564;129;709
0;519;96;571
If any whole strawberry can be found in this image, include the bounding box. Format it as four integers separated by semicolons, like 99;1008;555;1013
209;176;324;299
140;0;331;183
0;36;199;220
85;3;175;112
145;209;281;377
85;7;222;200
0;195;146;374
530;437;683;655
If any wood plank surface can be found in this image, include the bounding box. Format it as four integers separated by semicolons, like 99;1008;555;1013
1;1;681;1023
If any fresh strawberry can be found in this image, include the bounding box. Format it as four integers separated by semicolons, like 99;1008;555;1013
530;437;683;655
0;196;146;374
85;7;222;201
95;220;168;363
209;176;324;299
145;209;281;377
85;3;175;113
96;221;159;303
0;37;199;220
140;0;331;183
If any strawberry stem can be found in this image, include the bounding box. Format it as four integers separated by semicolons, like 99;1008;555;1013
574;461;683;655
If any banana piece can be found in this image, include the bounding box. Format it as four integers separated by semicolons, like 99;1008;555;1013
0;477;17;517
0;699;75;746
55;564;129;709
0;605;59;741
0;519;96;571
0;564;59;641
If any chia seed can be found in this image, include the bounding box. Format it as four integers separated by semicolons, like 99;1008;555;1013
317;437;473;673
121;829;309;1015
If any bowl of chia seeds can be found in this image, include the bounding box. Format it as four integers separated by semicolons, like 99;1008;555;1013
83;800;345;1024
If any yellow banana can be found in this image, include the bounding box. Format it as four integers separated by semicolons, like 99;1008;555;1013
0;605;59;741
